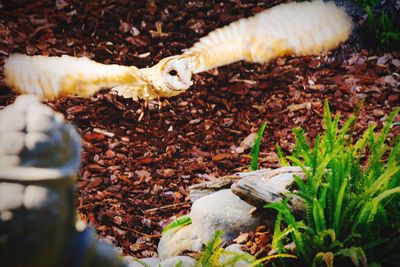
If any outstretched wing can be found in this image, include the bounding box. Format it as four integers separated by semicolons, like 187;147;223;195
184;0;352;74
4;54;148;100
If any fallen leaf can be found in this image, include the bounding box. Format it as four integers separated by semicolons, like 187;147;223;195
384;75;398;87
377;55;390;66
212;153;231;161
234;233;250;244
83;133;105;142
239;133;257;150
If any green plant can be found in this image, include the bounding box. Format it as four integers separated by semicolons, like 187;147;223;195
357;0;400;49
250;122;267;171
195;230;226;266
268;101;400;266
161;215;192;234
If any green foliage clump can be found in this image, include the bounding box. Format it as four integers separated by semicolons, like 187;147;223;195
269;100;400;266
195;230;295;267
250;122;267;171
160;218;295;266
357;0;400;50
161;219;263;266
160;218;264;266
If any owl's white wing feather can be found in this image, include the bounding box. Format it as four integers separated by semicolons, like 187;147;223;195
4;54;147;99
185;0;352;73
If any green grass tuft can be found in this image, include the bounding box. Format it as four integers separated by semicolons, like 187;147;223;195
250;122;267;171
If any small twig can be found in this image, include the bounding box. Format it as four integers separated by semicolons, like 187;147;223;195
144;202;191;214
137;52;150;58
93;127;115;137
285;102;312;113
229;74;258;84
28;24;55;39
76;203;93;209
138;109;145;122
117;224;161;238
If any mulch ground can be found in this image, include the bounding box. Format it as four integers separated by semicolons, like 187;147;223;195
0;0;399;259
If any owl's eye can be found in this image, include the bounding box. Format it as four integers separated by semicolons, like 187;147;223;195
169;70;178;76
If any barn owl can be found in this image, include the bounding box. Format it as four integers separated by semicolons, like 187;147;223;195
4;0;352;102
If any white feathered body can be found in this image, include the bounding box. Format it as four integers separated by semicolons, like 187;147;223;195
3;0;352;100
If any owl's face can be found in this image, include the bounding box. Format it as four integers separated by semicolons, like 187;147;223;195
161;57;193;93
141;56;193;99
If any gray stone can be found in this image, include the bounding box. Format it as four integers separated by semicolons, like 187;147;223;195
225;244;245;253
0;182;24;211
159;256;196;267
190;189;263;244
126;257;161;267
157;224;203;260
23;185;60;209
88;240;129;267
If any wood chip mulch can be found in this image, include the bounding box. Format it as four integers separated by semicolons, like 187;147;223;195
0;0;398;259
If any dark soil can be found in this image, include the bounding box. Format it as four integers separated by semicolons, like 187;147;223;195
0;0;399;259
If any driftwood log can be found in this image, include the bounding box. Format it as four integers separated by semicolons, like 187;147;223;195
231;166;306;212
188;174;243;202
189;166;307;216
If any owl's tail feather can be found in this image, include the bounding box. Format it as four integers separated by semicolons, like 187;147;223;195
186;0;352;73
4;54;143;99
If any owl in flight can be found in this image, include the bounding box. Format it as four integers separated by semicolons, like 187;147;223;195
4;0;352;102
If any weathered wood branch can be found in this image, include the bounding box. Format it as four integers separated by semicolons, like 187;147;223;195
189;166;307;217
188;174;242;202
231;166;305;207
